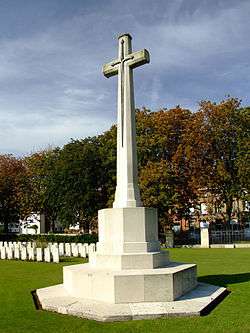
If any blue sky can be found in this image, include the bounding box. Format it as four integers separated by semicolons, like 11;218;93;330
0;0;249;155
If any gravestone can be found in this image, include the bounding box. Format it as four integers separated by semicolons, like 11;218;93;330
14;247;20;260
44;248;51;262
7;247;13;260
0;247;6;259
28;247;35;261
71;243;79;257
200;222;210;248
83;243;89;255
36;33;227;320
88;243;95;256
165;230;174;248
21;247;27;261
65;243;71;257
52;248;60;263
79;244;86;258
59;243;64;256
36;248;43;262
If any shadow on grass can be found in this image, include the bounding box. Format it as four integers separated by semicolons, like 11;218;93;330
198;272;250;287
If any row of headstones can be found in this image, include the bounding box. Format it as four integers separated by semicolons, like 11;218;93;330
0;241;96;263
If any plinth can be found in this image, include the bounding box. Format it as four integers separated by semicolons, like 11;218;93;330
36;207;227;320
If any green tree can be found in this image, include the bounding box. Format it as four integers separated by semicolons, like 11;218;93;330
24;148;60;232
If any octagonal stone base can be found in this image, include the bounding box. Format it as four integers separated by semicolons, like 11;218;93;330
36;282;228;321
63;262;197;303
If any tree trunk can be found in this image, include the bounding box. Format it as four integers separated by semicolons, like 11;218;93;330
226;199;233;225
3;210;9;233
4;220;8;233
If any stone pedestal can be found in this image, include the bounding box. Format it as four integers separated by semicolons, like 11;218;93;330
200;222;210;248
91;208;168;269
63;262;197;303
62;208;195;304
37;206;226;320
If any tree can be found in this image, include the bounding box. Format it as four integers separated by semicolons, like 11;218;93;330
0;155;29;233
97;125;117;207
176;97;246;224
136;107;192;166
237;107;250;197
139;160;179;231
137;107;195;226
24;148;60;232
42;138;104;232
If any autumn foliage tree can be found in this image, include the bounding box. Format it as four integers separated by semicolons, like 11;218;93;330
175;98;248;224
0;155;30;232
136;107;196;229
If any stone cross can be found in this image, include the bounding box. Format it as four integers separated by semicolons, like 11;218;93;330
103;33;150;208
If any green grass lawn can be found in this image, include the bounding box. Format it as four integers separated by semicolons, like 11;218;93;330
0;249;250;333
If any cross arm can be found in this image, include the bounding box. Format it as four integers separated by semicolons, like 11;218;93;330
129;49;150;69
102;59;119;78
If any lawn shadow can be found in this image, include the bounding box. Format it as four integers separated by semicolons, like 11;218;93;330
198;272;250;288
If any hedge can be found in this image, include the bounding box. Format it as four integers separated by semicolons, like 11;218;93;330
0;233;98;244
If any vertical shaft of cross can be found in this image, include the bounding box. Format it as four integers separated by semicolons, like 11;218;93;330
113;34;141;208
103;33;150;208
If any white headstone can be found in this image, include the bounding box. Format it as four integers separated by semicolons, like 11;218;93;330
59;243;64;256
21;247;27;261
14;247;20;260
0;247;6;259
44;248;51;262
83;243;89;255
36;248;43;262
65;243;71;257
200;222;210;248
7;247;13;260
88;243;96;254
47;242;53;251
72;243;79;257
52;248;59;263
79;244;86;258
28;247;35;260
